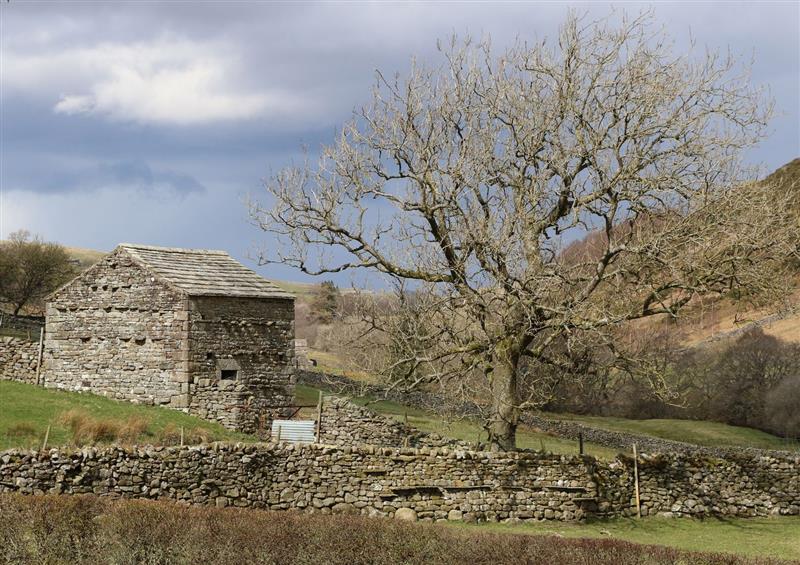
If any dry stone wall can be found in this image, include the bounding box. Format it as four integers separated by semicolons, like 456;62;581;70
597;452;800;518
0;337;39;384
0;443;601;523
318;397;470;449
1;442;797;522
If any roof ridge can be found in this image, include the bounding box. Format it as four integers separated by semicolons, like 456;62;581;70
119;243;228;255
114;243;294;300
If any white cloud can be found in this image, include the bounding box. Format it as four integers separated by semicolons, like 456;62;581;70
6;37;306;125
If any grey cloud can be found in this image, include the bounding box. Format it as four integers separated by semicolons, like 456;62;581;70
1;1;797;274
38;160;206;196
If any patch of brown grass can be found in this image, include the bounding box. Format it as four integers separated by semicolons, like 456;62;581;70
117;415;150;443
4;422;37;440
157;423;212;446
58;410;152;446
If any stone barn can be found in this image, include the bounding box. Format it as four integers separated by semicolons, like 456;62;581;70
43;244;295;433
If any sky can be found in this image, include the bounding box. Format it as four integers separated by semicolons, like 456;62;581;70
1;1;798;284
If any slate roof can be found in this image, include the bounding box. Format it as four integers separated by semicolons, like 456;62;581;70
119;244;293;299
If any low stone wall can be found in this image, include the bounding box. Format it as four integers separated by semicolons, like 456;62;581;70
298;370;473;417
1;442;797;522
0;444;599;523
0;313;45;334
318;397;470;449
0;337;39;384
523;415;703;457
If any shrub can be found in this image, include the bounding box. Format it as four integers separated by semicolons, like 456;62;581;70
0;494;776;565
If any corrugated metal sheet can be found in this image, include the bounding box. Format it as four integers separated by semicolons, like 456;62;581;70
272;420;316;443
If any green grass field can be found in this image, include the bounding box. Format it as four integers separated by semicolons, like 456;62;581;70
298;384;619;459
0;380;251;450
453;515;800;561
545;412;800;452
297;384;799;458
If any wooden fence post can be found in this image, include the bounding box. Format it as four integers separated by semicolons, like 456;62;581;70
42;424;51;451
35;327;45;386
315;390;323;442
579;432;584;455
633;443;642;519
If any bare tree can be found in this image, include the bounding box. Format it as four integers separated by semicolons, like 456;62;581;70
251;11;799;449
0;230;77;316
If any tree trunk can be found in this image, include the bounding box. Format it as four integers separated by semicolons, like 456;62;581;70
488;358;519;451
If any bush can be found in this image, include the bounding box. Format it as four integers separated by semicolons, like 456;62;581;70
0;494;772;565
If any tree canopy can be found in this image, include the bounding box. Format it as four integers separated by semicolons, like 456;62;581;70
0;230;77;316
253;11;799;449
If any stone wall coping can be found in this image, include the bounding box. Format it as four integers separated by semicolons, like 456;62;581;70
0;441;594;464
3;440;797;466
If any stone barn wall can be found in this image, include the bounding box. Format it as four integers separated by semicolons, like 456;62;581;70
187;296;295;433
43;249;188;407
1;443;797;522
0;337;39;384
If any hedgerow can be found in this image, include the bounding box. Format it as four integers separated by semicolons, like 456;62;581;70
0;494;782;565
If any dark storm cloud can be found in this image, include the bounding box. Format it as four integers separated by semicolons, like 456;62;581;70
32;160;206;196
1;1;797;283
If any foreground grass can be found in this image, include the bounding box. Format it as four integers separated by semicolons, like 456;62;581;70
452;516;800;562
0;380;251;450
547;412;800;452
0;494;782;565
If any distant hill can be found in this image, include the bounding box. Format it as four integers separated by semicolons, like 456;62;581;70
64;246;108;269
762;157;800;198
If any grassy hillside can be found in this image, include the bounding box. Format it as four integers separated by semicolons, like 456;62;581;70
64;246;108;269
548;411;800;452
296;384;799;457
0;381;251;450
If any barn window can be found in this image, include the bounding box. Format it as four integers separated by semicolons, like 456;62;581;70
217;358;241;382
220;369;238;380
